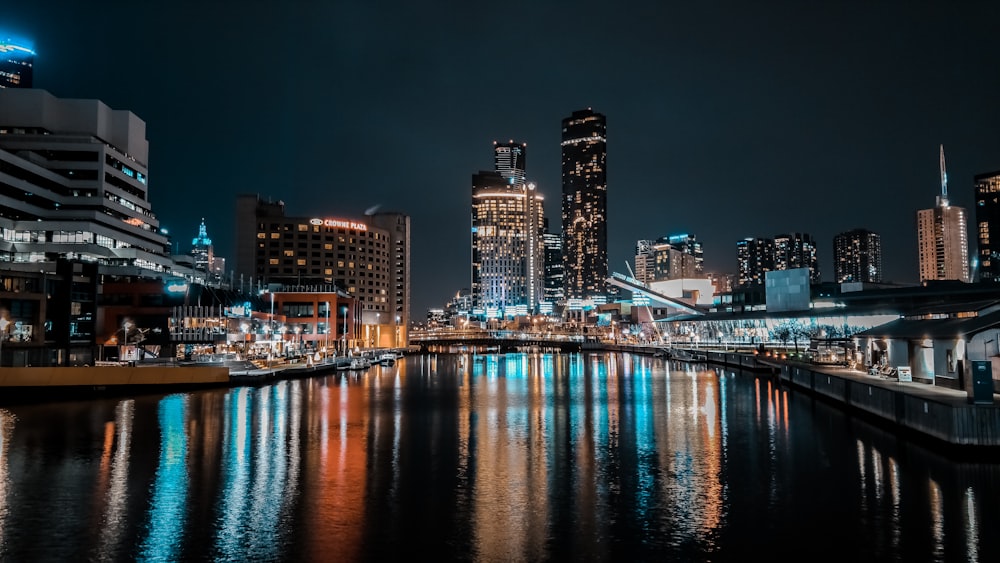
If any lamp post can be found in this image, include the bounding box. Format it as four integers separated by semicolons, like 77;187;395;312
325;301;331;357
341;305;348;354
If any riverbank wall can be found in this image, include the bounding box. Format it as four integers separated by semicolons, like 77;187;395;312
695;349;1000;448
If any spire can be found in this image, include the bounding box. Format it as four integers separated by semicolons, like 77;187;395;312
192;218;212;246
939;144;949;206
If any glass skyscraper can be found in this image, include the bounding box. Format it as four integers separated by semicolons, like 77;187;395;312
561;108;607;300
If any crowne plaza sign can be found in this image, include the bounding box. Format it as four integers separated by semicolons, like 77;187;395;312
309;218;368;230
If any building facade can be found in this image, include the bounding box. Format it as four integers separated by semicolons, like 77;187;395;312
561;108;607;300
0;89;199;281
543;219;564;304
471;141;545;315
974;170;1000;282
0;40;33;89
774;232;819;283
233;194;410;346
833;228;882;283
917;198;970;283
736;237;774;286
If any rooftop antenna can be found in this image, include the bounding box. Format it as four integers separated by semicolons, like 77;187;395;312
938;144;949;207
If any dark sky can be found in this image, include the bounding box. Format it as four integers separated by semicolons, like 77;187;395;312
5;1;1000;316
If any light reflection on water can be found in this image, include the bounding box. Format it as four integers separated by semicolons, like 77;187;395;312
0;353;993;561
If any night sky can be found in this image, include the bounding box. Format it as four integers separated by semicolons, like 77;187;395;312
4;1;1000;316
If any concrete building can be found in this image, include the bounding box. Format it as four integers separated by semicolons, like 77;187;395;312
833;228;882;283
233;194;410;347
471;142;545;316
917;146;970;283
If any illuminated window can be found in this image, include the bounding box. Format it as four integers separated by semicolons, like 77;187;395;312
297;259;306;266
270;233;280;239
269;258;279;265
283;250;294;257
257;232;265;239
298;224;308;232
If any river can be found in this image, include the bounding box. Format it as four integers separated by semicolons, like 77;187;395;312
0;353;995;561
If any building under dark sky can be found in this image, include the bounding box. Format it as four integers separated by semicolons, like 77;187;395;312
0;39;33;88
975;170;1000;282
5;2;1000;316
561;108;608;300
834;229;883;284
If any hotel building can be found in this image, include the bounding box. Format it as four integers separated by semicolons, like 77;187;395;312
917;191;969;284
561;108;607;300
974;170;1000;282
233;194;410;347
0;39;33;88
471;141;545;315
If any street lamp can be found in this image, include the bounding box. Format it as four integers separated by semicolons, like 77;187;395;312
325;301;331;357
341;305;348;353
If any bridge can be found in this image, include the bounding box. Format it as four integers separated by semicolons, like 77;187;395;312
411;329;665;355
605;272;708;316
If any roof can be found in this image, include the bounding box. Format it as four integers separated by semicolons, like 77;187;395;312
853;309;1000;340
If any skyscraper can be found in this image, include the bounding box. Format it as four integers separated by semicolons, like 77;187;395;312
917;145;970;283
542;218;564;304
736;237;774;286
774;232;820;283
191;218;214;273
833;229;882;283
561;108;607;300
471;142;545;314
0;39;33;88
974;169;1000;282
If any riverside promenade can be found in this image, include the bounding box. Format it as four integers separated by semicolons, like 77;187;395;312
696;349;1000;449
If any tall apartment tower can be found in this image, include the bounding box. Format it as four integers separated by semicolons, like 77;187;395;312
736;237;774;286
561;108;607;300
542;218;564;304
917;145;970;283
774;232;820;283
974;170;1000;282
833;229;882;283
471;142;545;314
0;39;34;88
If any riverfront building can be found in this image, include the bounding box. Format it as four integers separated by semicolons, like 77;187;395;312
233;194;410;347
0;39;33;88
736;237;774;286
833;229;882;283
471;142;545;316
774;232;819;283
974;169;1000;282
561;108;608;300
543;219;564;304
917;146;970;283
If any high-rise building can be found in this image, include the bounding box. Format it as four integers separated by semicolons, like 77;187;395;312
833;229;882;283
561;108;607;300
233;195;410;346
191;218;214;273
471;142;545;315
542;218;564;304
974;169;1000;282
0;89;181;277
0;39;33;89
736;237;774;286
917;145;970;283
774;232;820;283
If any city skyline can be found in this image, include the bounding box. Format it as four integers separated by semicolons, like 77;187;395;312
4;1;1000;316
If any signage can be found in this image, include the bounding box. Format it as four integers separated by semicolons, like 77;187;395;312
896;366;912;382
309;218;368;231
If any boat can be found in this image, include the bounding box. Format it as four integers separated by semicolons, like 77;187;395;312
379;353;396;365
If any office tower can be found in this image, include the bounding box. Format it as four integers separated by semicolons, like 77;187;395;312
233;195;411;345
634;239;655;284
471;142;545;314
974;169;1000;282
543;218;564;303
665;234;704;275
774;232;820;283
833;229;882;283
0;89;176;275
191;219;214;273
561;108;607;299
736;237;774;286
917;145;970;283
0;39;33;88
